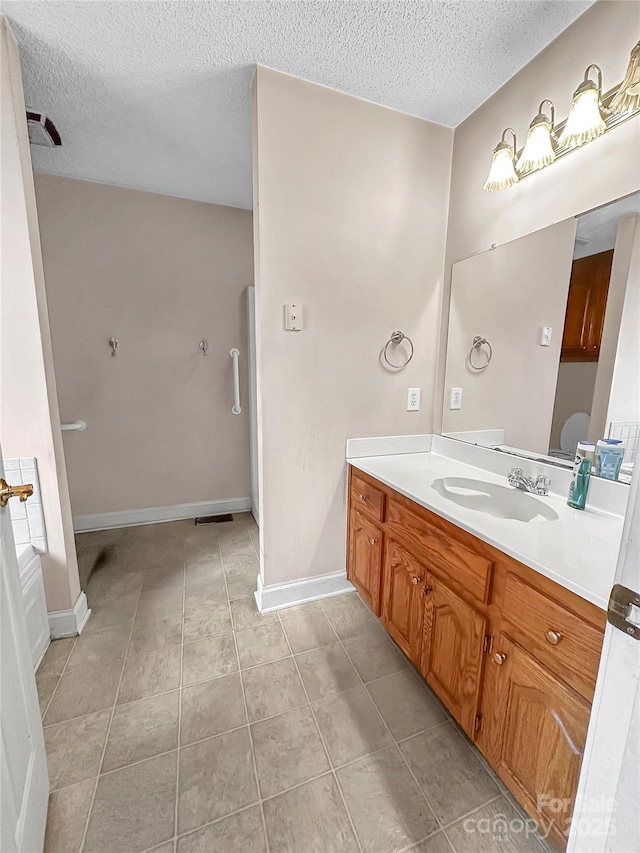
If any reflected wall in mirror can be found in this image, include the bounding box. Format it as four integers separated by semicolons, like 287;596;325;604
442;192;640;484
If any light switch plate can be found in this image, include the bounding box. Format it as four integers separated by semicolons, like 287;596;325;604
450;387;462;410
407;388;421;411
540;326;552;347
284;304;303;331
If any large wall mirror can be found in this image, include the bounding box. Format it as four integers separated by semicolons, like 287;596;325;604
442;192;640;484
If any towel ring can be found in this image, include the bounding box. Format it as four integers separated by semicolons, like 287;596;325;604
383;330;414;370
469;336;492;370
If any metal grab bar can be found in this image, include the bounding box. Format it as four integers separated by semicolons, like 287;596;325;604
230;348;241;415
61;420;86;432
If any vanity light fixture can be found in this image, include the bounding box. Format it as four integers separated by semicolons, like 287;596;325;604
558;65;606;148
483;39;640;192
483;128;519;192
516;100;557;172
611;40;640;114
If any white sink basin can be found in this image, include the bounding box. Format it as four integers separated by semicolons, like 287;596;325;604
431;477;559;523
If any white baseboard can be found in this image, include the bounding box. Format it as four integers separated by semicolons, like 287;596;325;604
49;591;91;638
255;571;354;614
73;497;252;532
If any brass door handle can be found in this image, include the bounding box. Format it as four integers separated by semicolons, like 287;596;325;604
0;478;33;508
545;630;562;646
493;652;507;666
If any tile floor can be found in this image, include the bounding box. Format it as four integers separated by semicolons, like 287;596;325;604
37;513;550;853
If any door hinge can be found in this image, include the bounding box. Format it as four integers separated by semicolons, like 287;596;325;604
482;634;493;654
608;584;640;640
474;714;482;734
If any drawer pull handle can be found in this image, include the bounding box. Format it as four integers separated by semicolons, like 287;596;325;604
493;652;507;666
358;494;367;501
545;630;562;646
368;537;377;546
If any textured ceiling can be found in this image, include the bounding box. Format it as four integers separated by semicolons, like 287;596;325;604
4;1;593;209
574;192;640;259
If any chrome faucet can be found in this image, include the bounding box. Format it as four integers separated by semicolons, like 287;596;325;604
507;467;550;496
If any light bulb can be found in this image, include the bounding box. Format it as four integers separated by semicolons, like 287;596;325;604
559;73;606;148
517;106;556;173
483;130;519;192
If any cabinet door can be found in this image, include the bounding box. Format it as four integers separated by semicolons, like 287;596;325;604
381;539;427;666
347;509;383;615
421;574;487;738
561;250;613;361
489;634;591;847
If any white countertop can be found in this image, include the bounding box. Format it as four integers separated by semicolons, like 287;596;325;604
348;441;624;611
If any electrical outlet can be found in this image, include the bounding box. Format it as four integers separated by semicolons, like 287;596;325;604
450;387;462;410
407;388;421;411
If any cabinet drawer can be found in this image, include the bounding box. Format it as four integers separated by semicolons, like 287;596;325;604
350;473;385;521
502;573;603;701
386;500;493;603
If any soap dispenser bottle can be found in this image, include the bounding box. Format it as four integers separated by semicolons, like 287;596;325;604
567;441;595;510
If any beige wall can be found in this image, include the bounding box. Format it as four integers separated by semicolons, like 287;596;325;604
608;215;640;425
253;66;453;586
550;362;599;450
438;0;640;430
1;18;80;612
442;219;576;454
34;175;253;517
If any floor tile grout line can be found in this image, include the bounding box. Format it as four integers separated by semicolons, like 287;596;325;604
172;540;187;849
219;528;272;853
330;598;506;835
328;620;446;835
279;618;365;853
77;585;139;853
39;635;78;721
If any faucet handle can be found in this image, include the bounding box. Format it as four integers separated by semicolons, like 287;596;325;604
507;467;522;483
534;474;551;495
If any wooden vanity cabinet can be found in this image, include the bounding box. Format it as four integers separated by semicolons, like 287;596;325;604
346;465;606;851
421;572;488;737
481;634;591;848
347;508;383;615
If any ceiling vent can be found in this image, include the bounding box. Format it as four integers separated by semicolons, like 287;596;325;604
26;112;62;146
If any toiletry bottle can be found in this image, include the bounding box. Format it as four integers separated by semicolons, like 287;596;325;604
595;439;625;481
567;441;595;510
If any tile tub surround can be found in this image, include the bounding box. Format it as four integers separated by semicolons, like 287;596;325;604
5;456;47;552
347;434;627;610
36;514;550;853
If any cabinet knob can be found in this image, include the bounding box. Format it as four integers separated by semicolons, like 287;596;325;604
368;537;377;546
412;576;421;585
493;652;507;666
545;630;562;646
358;494;367;502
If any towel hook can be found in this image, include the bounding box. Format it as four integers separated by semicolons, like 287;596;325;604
199;339;209;356
109;337;118;357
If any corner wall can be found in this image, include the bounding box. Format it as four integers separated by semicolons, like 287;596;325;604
34;175;254;520
1;18;80;613
439;0;640;430
253;67;453;586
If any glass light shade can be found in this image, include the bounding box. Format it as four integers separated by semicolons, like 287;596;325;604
610;40;640;115
483;142;519;192
558;82;606;148
516;116;556;172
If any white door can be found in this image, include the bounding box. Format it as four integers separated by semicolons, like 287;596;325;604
0;447;49;853
568;467;640;851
